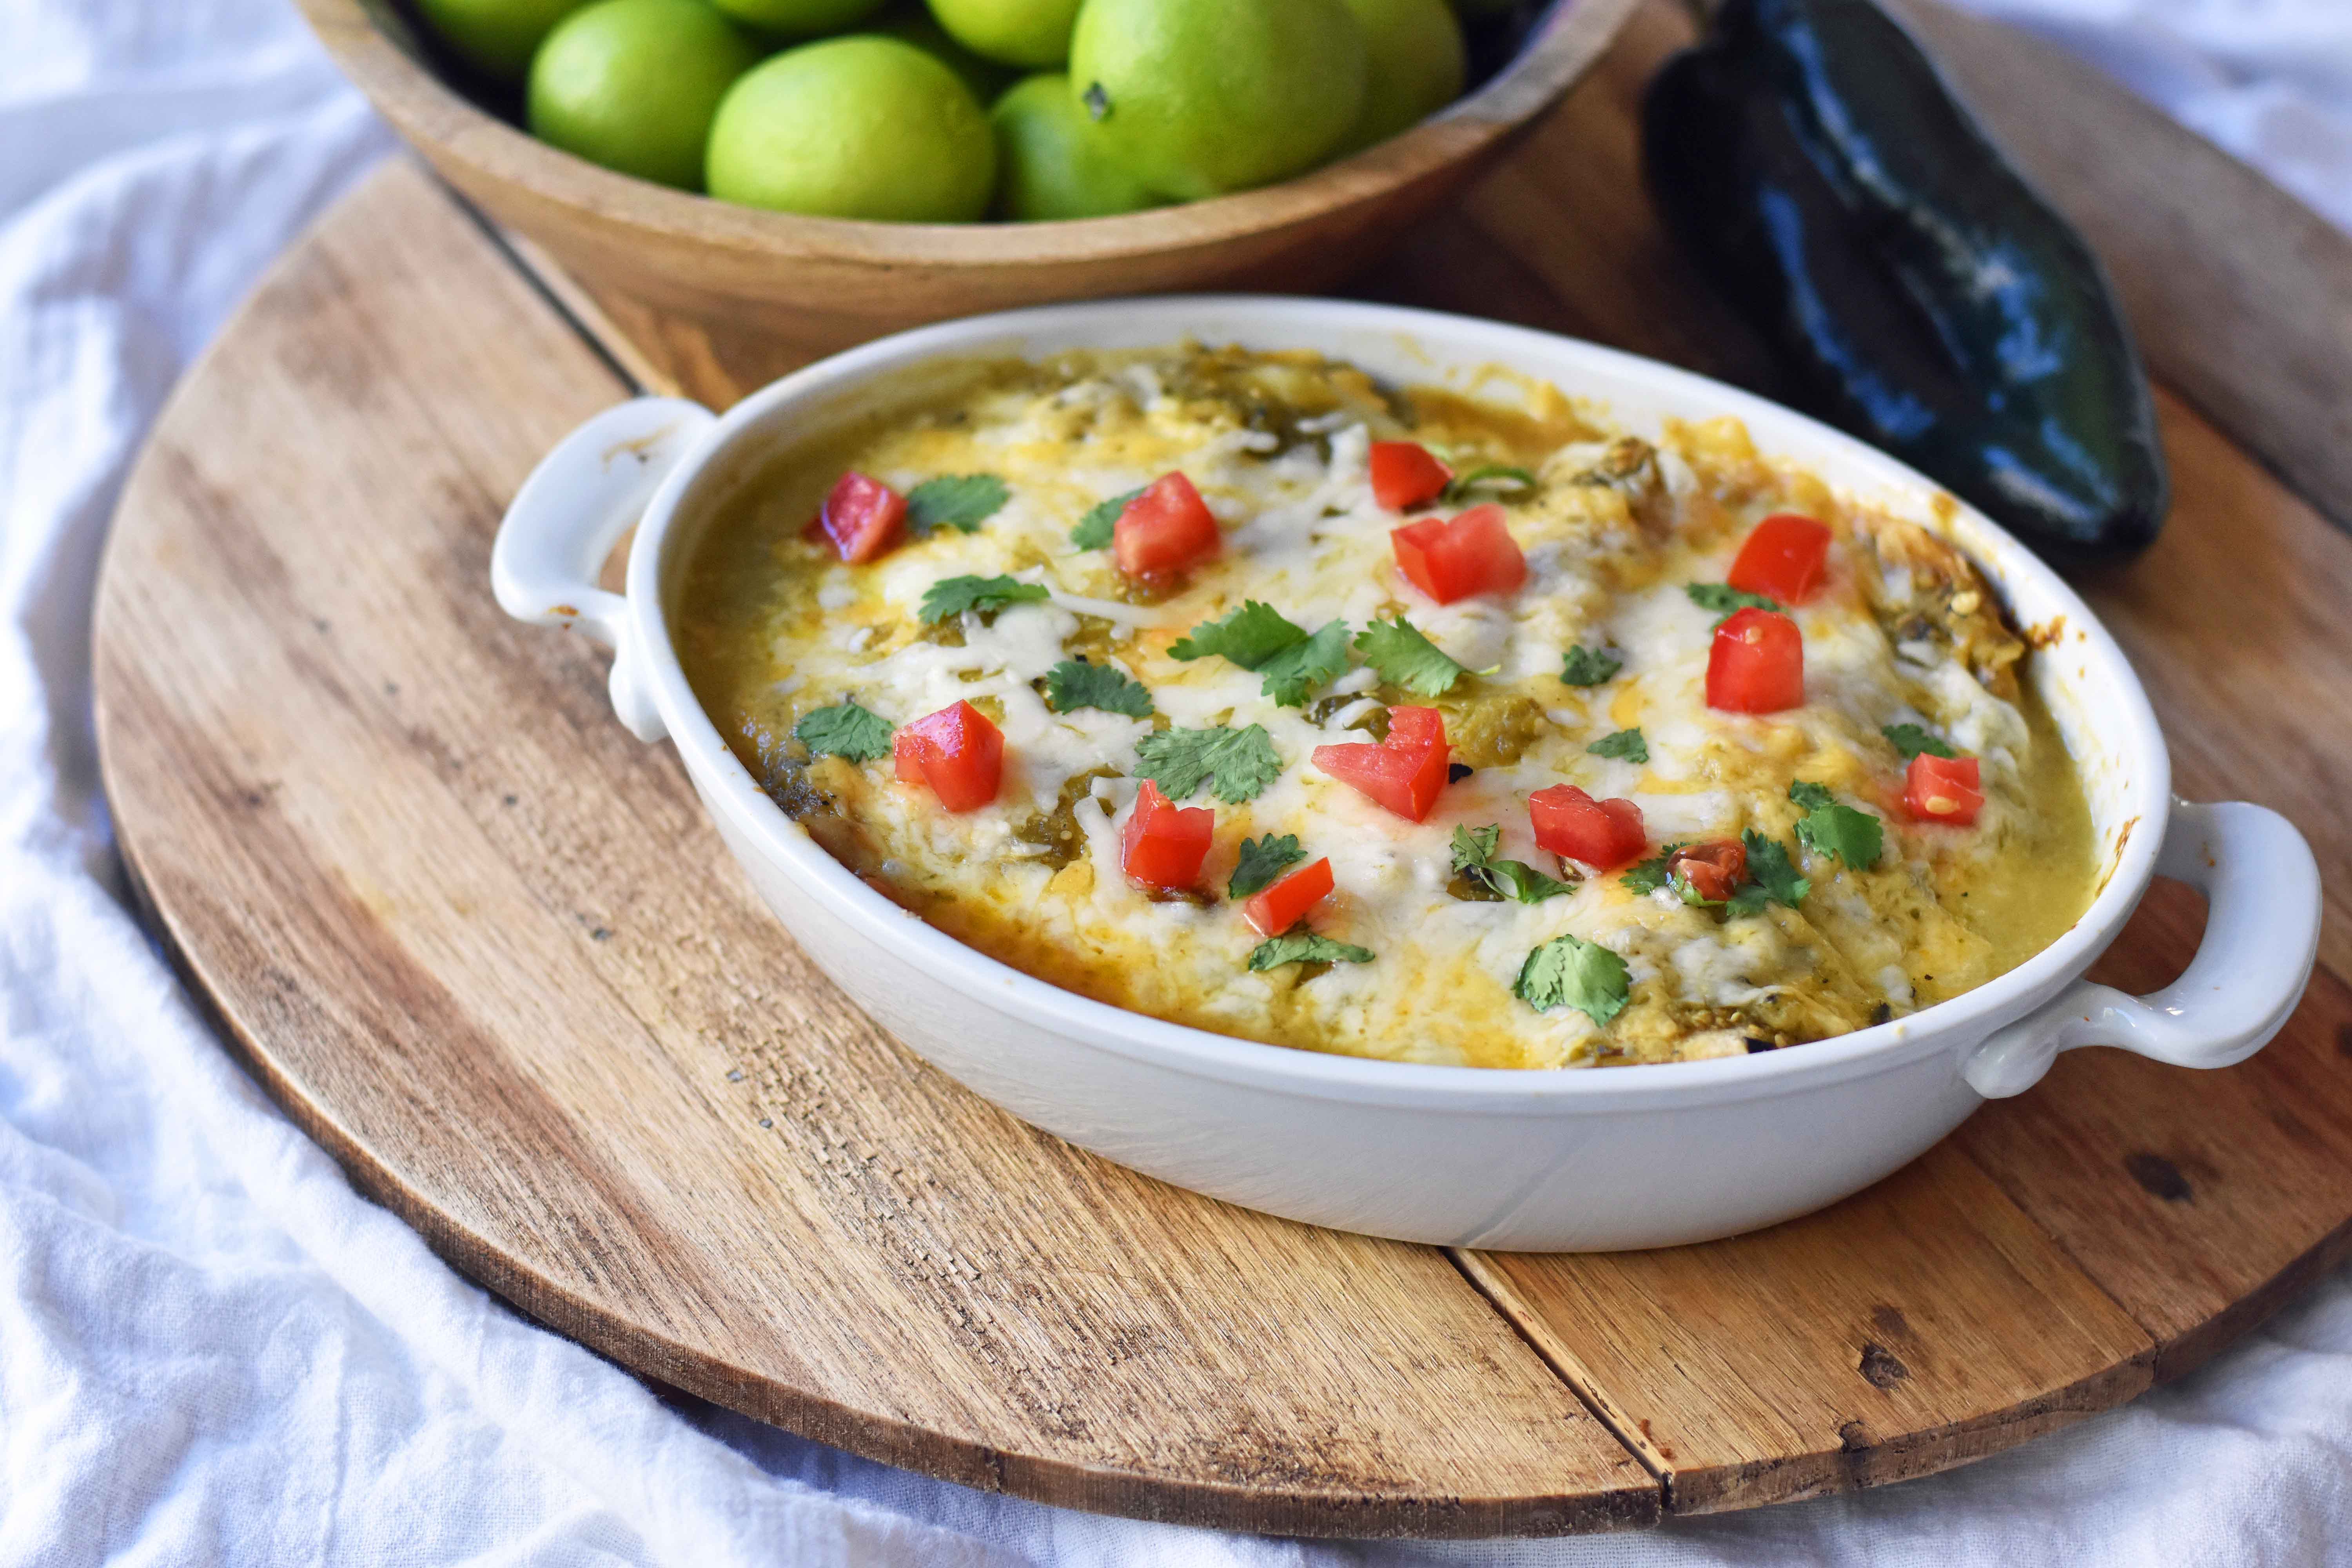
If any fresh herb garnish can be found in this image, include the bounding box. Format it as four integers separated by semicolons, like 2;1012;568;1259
1452;825;1575;904
1256;620;1352;708
1685;582;1784;624
1134;724;1283;804
903;474;1008;535
1169;601;1306;667
920;574;1051;624
1440;464;1537;506
793;699;893;762
1512;932;1631;1024
1071;487;1142;551
1043;658;1153;719
1229;834;1306;898
1588;728;1648;764
1789;780;1884;869
1248;929;1375;971
1560;645;1623;686
1168;602;1350;708
1619;843;1689;896
1736;829;1810;911
1882;722;1956;760
1355;615;1465;697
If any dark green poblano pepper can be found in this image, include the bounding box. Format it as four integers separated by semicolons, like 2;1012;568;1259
1643;0;2169;561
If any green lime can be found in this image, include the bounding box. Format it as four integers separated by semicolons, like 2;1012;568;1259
527;0;757;189
926;0;1082;68
1067;0;1368;199
870;3;1018;101
1335;0;1464;152
415;0;591;80
708;0;888;35
706;37;997;220
990;74;1161;221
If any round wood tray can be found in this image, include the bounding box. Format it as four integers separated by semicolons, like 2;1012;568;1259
93;9;2352;1540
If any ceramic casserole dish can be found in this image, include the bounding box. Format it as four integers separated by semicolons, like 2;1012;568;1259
492;297;2321;1250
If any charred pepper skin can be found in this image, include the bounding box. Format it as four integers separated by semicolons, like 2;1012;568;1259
1642;0;2168;562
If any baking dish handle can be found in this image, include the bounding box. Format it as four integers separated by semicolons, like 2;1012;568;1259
491;396;715;743
1964;799;2321;1098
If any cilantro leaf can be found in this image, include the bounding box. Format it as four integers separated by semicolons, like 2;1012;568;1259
1741;828;1811;906
793;699;893;762
1685;582;1784;624
904;474;1008;535
1043;658;1152;719
1451;824;1575;904
1356;615;1465;697
1560;645;1623;686
1619;843;1688;895
1788;780;1883;869
1169;601;1307;668
1512;933;1631;1024
1440;464;1537;506
1168;603;1351;708
1248;930;1375;971
1490;863;1576;905
1453;823;1501;870
1588;728;1648;764
920;574;1051;624
1134;724;1282;804
1256;619;1352;708
1070;487;1141;550
1229;834;1305;898
1883;722;1956;760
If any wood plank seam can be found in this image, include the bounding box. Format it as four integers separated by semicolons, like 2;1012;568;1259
1446;1250;1680;1503
428;162;656;399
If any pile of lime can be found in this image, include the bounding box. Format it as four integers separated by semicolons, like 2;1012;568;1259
415;0;1509;221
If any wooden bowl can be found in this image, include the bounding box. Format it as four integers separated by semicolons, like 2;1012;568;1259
294;0;1642;381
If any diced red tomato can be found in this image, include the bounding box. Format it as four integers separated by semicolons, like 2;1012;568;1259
1528;784;1646;871
1121;779;1214;888
818;471;907;564
891;700;1003;811
1670;839;1748;902
1369;441;1453;511
1113;472;1220;577
1243;857;1334;937
1706;606;1805;713
1390;503;1528;604
1904;754;1984;825
1727;512;1833;605
1312;705;1452;822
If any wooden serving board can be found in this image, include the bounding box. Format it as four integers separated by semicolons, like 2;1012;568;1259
95;2;2352;1538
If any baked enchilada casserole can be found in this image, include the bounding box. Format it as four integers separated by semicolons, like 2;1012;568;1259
678;346;2096;1069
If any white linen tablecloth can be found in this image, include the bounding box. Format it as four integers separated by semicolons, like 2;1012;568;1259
3;2;2347;1562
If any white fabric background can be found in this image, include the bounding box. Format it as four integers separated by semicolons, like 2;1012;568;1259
2;1;2346;1562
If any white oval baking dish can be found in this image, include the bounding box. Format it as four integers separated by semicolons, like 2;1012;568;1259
492;296;2320;1250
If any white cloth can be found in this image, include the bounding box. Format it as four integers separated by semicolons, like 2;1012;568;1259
1;1;2345;1564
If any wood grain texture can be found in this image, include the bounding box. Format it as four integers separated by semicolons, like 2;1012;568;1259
93;159;1655;1540
93;0;2352;1537
292;0;1643;367
1464;1145;2154;1513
